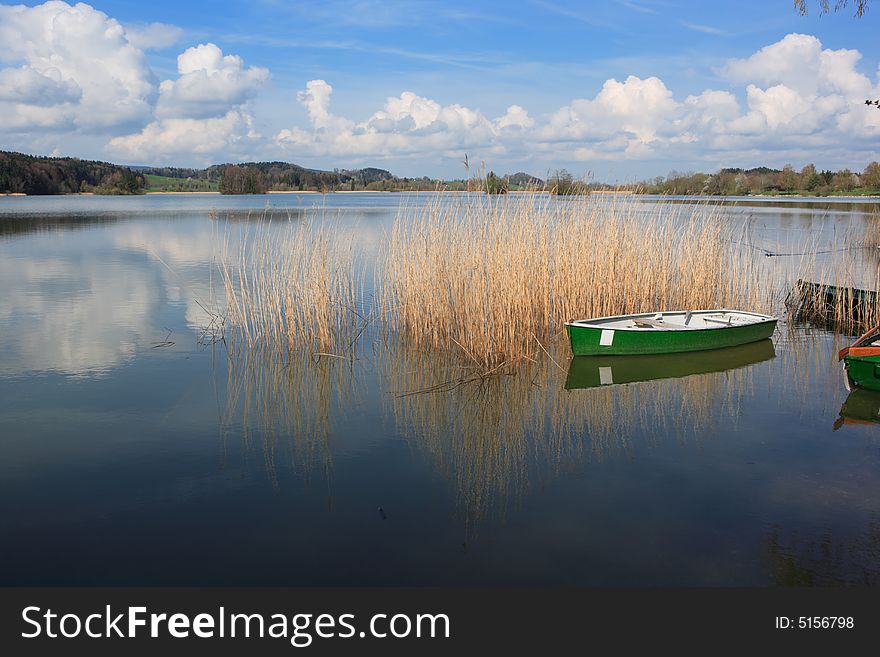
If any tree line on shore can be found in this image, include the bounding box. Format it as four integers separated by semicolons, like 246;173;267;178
212;161;400;193
213;163;543;193
0;151;409;195
3;149;880;197
0;151;145;195
628;162;880;196
0;150;548;195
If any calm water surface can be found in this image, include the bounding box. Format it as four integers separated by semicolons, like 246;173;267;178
1;193;879;586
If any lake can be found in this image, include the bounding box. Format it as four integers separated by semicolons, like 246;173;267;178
1;192;879;586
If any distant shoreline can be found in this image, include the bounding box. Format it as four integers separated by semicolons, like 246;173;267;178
145;190;220;195
4;190;880;200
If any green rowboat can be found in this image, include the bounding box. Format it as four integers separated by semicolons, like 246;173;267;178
839;325;880;392
843;357;880;392
565;309;778;356
565;339;775;389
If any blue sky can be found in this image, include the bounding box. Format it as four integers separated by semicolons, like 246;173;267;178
1;0;879;179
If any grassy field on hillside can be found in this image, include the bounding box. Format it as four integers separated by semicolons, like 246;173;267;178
144;174;219;192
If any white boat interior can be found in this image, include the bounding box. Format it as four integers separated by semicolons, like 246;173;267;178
567;309;775;331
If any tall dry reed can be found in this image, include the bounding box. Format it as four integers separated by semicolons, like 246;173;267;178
380;194;774;368
220;217;363;356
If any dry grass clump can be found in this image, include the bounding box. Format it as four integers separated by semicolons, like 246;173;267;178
220;218;364;355
380;193;773;369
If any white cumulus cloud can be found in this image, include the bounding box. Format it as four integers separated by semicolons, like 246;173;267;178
541;75;680;148
495;105;535;131
0;1;157;132
276;81;507;159
274;33;880;169
0;66;82;105
156;43;269;120
108;43;268;162
0;2;268;164
721;33;870;99
108;110;260;163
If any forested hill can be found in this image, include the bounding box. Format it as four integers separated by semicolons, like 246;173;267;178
0;151;145;195
0;151;401;195
136;160;404;193
206;163;543;193
207;161;395;193
0;149;545;195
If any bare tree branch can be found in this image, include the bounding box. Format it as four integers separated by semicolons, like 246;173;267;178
794;0;869;16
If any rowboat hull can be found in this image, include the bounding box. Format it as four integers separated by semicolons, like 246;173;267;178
838;325;880;392
843;355;880;392
565;339;775;389
565;310;777;356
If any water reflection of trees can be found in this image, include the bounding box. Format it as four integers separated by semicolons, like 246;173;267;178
381;336;765;530
0;214;121;238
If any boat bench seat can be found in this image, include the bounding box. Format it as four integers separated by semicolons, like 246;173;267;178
632;318;688;329
703;316;733;325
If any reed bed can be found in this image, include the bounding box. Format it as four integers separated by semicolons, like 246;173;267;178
380;193;775;369
220;217;363;356
218;196;878;366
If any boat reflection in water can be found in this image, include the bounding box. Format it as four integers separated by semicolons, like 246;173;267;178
564;339;776;390
834;387;880;431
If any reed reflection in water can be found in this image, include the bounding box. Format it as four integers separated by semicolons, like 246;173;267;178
222;340;360;490
772;326;852;423
380;336;773;529
223;332;773;528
